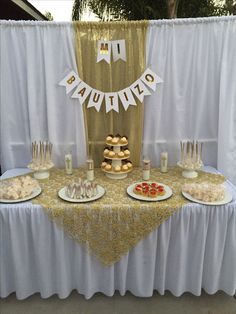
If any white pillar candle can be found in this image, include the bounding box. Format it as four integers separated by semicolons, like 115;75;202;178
142;158;150;181
161;152;168;173
65;153;73;175
87;159;94;181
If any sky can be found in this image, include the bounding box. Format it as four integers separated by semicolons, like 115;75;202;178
29;0;98;21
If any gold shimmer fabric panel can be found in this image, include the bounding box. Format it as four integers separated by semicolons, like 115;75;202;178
30;167;225;265
73;21;148;166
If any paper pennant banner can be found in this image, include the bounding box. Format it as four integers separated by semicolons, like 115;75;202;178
59;68;163;113
71;81;92;105
105;93;119;113
112;40;126;62
97;40;112;64
87;89;104;112
118;87;137;111
141;68;163;91
58;71;81;94
130;79;151;102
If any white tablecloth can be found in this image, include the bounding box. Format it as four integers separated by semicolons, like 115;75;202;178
0;167;236;299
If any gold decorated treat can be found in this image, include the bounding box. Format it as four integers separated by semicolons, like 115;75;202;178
105;164;112;171
127;162;133;169
124;149;130;157
119;136;128;145
104;148;110;156
122;164;129;171
111;137;119;145
118;151;125;158
106;135;113;143
108;151;116;158
114;165;121;172
101;161;107;168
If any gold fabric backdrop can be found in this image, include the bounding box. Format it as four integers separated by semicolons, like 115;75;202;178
73;21;148;166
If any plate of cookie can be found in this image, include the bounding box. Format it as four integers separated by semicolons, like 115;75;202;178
127;181;173;202
0;176;42;203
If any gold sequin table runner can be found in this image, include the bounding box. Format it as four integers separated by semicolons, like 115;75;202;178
31;167;224;266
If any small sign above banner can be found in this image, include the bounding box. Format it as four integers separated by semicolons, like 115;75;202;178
97;40;112;64
97;39;126;64
59;68;163;113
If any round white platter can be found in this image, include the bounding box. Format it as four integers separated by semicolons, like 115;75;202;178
127;181;173;202
0;186;42;203
182;189;233;206
58;185;105;203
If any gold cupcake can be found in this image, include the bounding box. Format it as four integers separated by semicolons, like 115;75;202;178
114;165;121;172
122;164;128;172
106;135;113;143
105;164;112;171
124;149;130;157
101;161;107;168
120;136;128;145
117;151;125;158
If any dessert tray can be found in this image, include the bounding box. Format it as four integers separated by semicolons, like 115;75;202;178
0;175;42;203
182;190;232;205
127;181;173;202
58;186;105;203
0;187;42;203
101;134;132;180
178;140;203;178
28;141;54;179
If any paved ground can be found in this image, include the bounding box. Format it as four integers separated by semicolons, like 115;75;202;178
0;291;235;314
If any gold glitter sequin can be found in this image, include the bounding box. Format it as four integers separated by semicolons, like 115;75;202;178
21;167;225;266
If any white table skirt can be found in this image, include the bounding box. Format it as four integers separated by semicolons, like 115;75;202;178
0;167;236;299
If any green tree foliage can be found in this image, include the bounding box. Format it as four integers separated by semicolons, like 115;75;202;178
72;0;235;21
45;11;54;21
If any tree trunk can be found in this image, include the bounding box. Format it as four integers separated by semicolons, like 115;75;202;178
167;0;179;18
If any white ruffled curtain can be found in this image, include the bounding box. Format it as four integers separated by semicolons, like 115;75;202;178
0;21;87;171
144;16;236;184
0;17;236;184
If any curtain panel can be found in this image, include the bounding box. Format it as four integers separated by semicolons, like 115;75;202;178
145;16;236;184
0;22;87;171
0;17;236;184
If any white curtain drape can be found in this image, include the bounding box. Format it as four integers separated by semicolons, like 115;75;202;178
0;17;236;184
144;16;236;184
0;21;87;171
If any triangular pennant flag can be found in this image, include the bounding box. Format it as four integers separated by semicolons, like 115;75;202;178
140;68;163;91
87;89;104;112
105;93;119;113
71;81;92;105
112;40;126;62
59;71;81;94
118;87;137;111
97;41;112;64
130;79;151;102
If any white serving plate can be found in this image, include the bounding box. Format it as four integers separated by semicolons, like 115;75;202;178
0;186;42;203
58;185;105;203
182;189;233;205
127;182;173;202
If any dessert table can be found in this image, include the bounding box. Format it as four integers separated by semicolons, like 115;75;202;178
0;167;236;299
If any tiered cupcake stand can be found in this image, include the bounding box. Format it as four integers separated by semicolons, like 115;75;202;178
102;141;132;180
